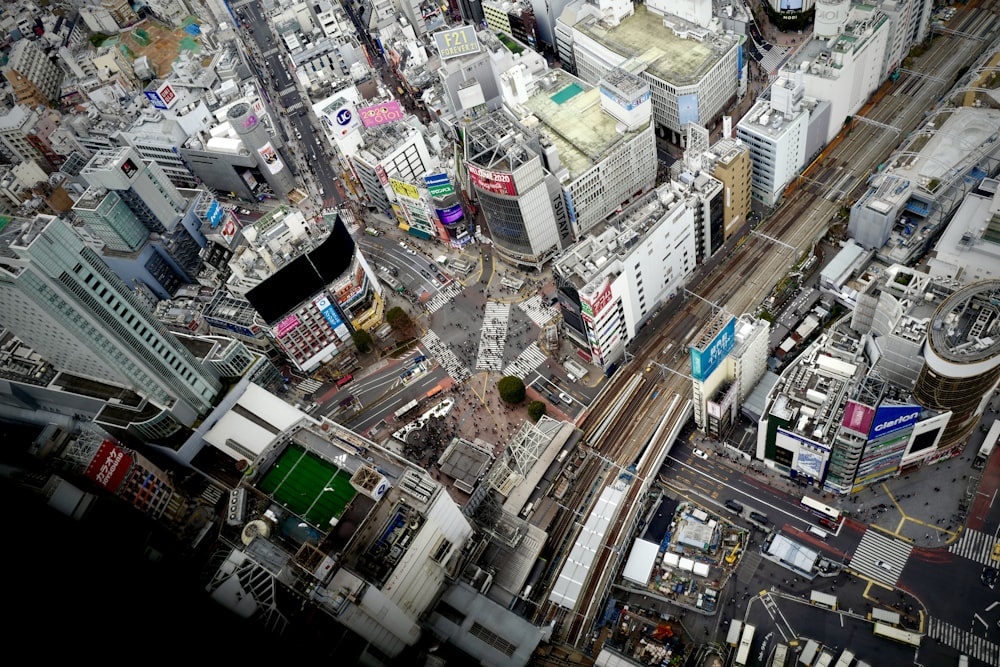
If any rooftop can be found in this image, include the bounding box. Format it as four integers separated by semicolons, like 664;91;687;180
572;5;738;86
928;280;1000;363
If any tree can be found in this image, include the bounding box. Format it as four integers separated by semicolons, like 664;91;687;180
528;400;547;422
385;307;415;338
497;376;526;404
352;329;374;354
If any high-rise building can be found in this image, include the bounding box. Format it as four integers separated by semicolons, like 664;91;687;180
3;39;64;108
913;280;1000;455
226;102;296;200
0;214;222;431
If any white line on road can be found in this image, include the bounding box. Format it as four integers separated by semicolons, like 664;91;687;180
975;613;988;628
987;601;999;612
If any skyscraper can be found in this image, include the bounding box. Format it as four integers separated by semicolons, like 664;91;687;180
0;214;221;430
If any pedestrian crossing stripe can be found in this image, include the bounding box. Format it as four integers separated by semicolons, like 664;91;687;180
503;342;548;379
948;527;1000;567
848;529;912;586
927;617;1000;665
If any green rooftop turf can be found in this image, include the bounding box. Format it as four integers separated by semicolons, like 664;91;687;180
258;444;357;527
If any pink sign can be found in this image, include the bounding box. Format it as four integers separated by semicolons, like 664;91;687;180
467;164;517;196
842;400;875;434
359;100;405;128
275;314;301;338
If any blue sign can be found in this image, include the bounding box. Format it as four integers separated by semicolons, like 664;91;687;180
206;201;223;228
315;295;344;330
678;93;699;126
869;404;921;439
335;108;353;126
690;316;736;381
144;90;167;110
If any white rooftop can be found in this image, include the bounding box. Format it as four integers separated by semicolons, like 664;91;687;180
203;383;306;461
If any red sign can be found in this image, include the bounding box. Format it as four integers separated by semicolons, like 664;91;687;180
582;279;613;319
467;164;517;196
84;439;133;493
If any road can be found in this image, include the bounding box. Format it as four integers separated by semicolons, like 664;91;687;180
532;10;999;650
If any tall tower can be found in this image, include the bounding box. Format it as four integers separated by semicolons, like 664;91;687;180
227;102;295;199
0;215;221;427
913;281;1000;456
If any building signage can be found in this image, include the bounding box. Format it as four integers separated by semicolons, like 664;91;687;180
436;203;464;224
690;316;736;381
257;142;283;174
206;200;223;228
375;164;389;186
425;172;455;197
315;295;345;331
358;100;405;128
581;279;613;319
467;163;517;196
120;158;139;179
275;314;301;338
869;404;921;438
84;439;133;493
144;81;178;110
220;217;238;243
434;25;481;60
390;178;421;200
842;400;875;435
243;114;259;130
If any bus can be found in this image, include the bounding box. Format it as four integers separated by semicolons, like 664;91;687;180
801;495;843;529
735;624;755;666
833;649;855;667
770;643;788;667
873;622;921;647
726;620;743;647
426;384;443;399
975;419;1000;469
336;374;354;388
394;398;419;419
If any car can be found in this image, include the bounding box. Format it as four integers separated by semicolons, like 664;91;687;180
749;511;769;525
724;499;744;513
693;448;709;460
420;270;431;279
559;391;573;405
982;566;998;589
992;542;1000;561
876;560;893;571
436;272;446;282
431;279;441;288
547;392;560;404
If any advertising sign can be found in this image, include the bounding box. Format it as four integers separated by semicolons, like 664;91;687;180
315;295;347;336
581;279;613;319
425;172;455;197
144;81;179;110
690;316;736;381
678;93;699;126
84;439;133;493
257;142;283;174
390;178;421;200
869;404;921;439
842;400;876;435
434;25;481;60
467;163;517;196
206;200;223;228
359;100;405;128
436;203;464;224
120;158;139;179
220;217;238;243
275;314;301;338
375;164;389;186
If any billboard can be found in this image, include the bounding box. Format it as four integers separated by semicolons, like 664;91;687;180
842;400;876;435
206;200;224;228
425;172;455;197
257;142;283;174
581;278;613;319
780;0;803;9
467;163;517;196
84;439;133;493
436;203;464;224
869;404;922;439
434;25;481;60
315;294;349;338
219;217;238;243
390;178;420;200
275;314;301;338
690;316;736;381
144;81;179;110
359;100;405;128
678;93;699;126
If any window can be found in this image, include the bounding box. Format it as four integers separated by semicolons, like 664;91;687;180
469;622;517;657
431;538;452;563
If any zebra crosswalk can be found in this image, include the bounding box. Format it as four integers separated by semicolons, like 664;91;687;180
848;529;912;586
503;342;549;379
518;294;559;328
476;302;510;370
297;378;323;393
420;330;471;384
927;617;1000;665
425;282;465;314
949;527;1000;566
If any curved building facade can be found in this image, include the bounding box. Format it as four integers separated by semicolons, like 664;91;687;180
913;280;1000;454
227;102;295;199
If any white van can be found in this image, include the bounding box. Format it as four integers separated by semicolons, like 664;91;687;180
808;526;828;540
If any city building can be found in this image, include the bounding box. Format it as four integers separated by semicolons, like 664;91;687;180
201;392;475;660
556;3;741;144
350;121;439;220
912;280;1000;456
0;214;222;436
3;38;64;108
232;208;381;374
554;183;697;369
735;72;814;207
483;0;539;49
702;134;753;243
925;179;1000;284
691;314;770;438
